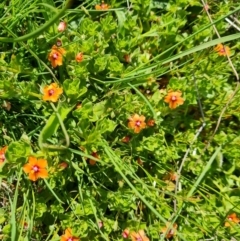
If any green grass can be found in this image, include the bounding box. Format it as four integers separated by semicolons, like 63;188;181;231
1;0;240;241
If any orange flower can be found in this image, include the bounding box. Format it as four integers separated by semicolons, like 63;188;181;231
128;114;146;133
56;39;62;47
164;90;184;109
98;221;103;228
214;43;230;56
130;230;149;241
22;221;28;230
225;213;240;227
147;119;155;127
23;156;48;182
42;83;63;102
89;152;99;166
76;52;84;62
48;45;66;68
122;229;130;238
203;4;210;11
122;136;131;143
124;54;131;63
164;171;178;181
161;223;178;239
0;146;7;165
57;21;67;32
61;228;79;241
95;1;109;10
59;162;68;170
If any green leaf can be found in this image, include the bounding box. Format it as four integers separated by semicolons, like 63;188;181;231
5;141;31;163
63;78;87;100
35;203;47;218
108;56;123;74
115;10;126;30
38;103;74;149
72;99;94;120
2;223;10;234
98;119;117;134
94;56;109;72
81;37;94;54
75;201;96;216
92;101;107;121
0;216;5;224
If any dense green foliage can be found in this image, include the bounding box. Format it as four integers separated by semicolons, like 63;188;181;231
0;0;240;240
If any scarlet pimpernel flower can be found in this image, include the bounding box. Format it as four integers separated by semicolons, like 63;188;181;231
225;213;240;227
0;146;7;165
124;54;131;63
42;83;63;102
56;39;62;47
164;90;184;109
128;114;146;133
164;171;178;181
203;4;210;11
161;223;178;239
122;229;130;238
214;43;230;56
21;221;28;230
59;162;68;170
57;21;67;32
89;152;99;166
122;136;131;143
98;221;103;228
95;1;109;10
147;119;155;127
61;228;79;241
23;156;48;182
76;52;83;62
48;45;66;68
130;230;149;241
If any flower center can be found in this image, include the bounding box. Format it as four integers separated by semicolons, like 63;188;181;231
53;53;59;59
136;238;143;241
67;238;73;241
101;4;108;9
135;120;141;126
56;40;62;47
32;165;39;173
171;95;177;101
220;48;225;53
48;89;55;96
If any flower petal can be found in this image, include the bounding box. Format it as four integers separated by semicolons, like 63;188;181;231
36;159;48;168
139;115;146;122
134;127;141;133
225;221;231;227
28;172;38;181
177;98;184;105
65;228;72;237
128;121;135;129
23;163;32;174
60;235;68;241
164;95;171;103
28;156;37;166
173;91;182;97
36;169;48;179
